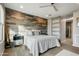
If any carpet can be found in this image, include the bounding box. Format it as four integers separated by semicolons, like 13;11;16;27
56;49;79;56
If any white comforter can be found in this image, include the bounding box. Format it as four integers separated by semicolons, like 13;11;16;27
24;35;60;56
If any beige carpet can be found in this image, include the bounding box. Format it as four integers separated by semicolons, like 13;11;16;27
56;49;79;56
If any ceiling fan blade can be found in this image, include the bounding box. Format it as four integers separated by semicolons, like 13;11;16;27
40;3;58;11
52;5;58;11
40;5;51;8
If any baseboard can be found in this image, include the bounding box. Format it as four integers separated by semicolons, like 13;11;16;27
1;50;4;56
72;43;79;47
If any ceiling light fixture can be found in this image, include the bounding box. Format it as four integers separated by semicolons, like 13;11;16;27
20;5;23;8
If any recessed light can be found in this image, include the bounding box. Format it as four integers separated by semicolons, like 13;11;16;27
20;5;23;8
45;14;52;17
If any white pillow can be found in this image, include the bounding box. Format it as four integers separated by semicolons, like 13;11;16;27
26;31;33;36
34;31;39;35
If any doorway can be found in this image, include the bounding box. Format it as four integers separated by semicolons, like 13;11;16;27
65;20;73;45
66;21;72;38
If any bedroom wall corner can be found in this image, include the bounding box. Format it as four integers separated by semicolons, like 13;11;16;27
47;18;52;36
60;18;66;41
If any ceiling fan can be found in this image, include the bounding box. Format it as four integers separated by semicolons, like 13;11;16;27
40;3;58;11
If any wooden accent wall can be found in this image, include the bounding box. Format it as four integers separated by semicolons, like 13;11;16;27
5;8;47;27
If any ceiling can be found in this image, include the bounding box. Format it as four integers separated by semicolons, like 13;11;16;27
4;3;79;19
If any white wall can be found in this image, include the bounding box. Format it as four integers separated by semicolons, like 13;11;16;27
61;17;73;41
47;16;73;42
47;17;61;40
72;10;79;47
47;18;52;36
60;19;66;41
51;17;61;39
0;4;5;56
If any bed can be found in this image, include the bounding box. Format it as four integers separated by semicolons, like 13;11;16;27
24;35;60;56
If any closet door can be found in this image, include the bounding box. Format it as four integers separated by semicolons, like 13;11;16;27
51;18;61;39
